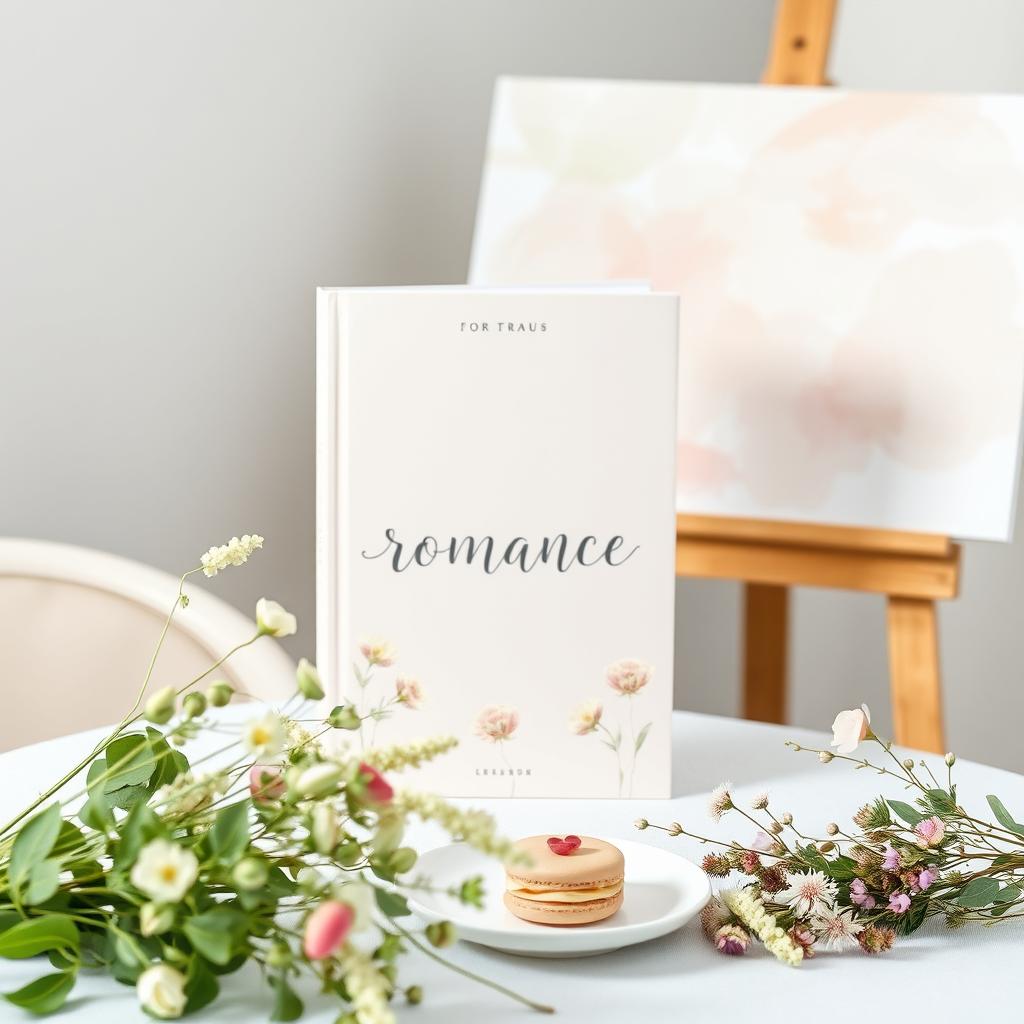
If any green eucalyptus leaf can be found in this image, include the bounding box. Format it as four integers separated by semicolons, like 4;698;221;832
113;801;161;871
887;800;924;826
103;733;159;792
79;760;113;832
986;795;1024;836
957;877;1001;909
107;785;150;812
924;788;957;816
3;970;76;1015
0;916;79;959
10;804;61;891
828;855;859;882
269;974;304;1021
183;909;247;966
796;844;830;873
24;859;61;906
991;883;1021;916
374;889;410;918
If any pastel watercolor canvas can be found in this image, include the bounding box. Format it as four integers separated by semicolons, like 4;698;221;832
471;78;1024;541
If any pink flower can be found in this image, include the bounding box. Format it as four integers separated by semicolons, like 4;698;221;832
830;704;871;755
605;659;652;696
474;705;519;743
881;844;901;872
751;830;774;853
568;700;602;735
917;866;938;891
849;878;876;910
303;901;354;960
249;763;285;802
914;816;946;849
357;762;394;805
359;638;396;667
395;676;423;709
714;924;749;956
887;892;912;915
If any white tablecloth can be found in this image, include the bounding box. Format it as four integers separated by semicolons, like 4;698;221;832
1;711;1021;1023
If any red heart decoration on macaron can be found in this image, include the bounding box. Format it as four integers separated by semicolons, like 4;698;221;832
547;835;582;856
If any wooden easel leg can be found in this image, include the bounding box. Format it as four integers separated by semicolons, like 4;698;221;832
887;597;945;753
743;583;789;723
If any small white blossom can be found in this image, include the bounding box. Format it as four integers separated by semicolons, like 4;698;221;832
255;598;297;637
131;839;199;903
243;712;286;756
750;790;770;811
200;535;263;577
137;963;188;1019
708;782;734;822
777;871;838;918
810;905;863;952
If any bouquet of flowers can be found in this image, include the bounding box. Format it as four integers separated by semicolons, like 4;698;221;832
638;704;1024;965
0;536;548;1020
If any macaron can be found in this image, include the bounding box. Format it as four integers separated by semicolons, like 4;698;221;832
503;835;624;926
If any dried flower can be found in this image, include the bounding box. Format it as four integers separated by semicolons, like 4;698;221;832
708;783;734;822
634;818;649;831
750;791;769;811
667;821;684;837
722;888;804;966
914;815;946;849
700;896;731;939
887;892;912;915
810;906;863;952
777;871;837;917
881;844;901;872
740;851;761;874
780;812;793;826
787;924;816;959
702;853;732;877
715;924;750;955
858;925;896;954
758;865;787;894
849;877;876;910
818;751;834;763
825;822;839;836
201;534;263;577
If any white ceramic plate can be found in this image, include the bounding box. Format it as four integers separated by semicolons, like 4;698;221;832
406;839;711;958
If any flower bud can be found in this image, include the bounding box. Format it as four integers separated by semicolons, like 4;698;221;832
144;686;176;725
266;941;292;969
945;752;956;767
425;921;456;948
634;818;649;830
335;839;363;866
328;705;361;730
296;658;325;701
769;821;784;835
294;762;343;799
667;821;683;837
181;692;207;719
232;856;269;892
826;822;839;836
903;758;915;770
139;902;175;937
388;847;418;875
206;681;234;707
781;812;793;825
378;964;398;985
406;986;423;1006
818;751;834;763
818;841;835;853
311;803;338;855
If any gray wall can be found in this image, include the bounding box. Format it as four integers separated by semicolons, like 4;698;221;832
3;1;1022;769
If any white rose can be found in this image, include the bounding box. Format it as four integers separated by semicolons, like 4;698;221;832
137;964;187;1019
130;839;199;903
830;704;872;755
255;597;297;638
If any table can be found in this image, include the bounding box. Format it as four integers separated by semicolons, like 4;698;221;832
2;711;1021;1023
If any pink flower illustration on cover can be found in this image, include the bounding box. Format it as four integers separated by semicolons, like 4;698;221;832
474;704;520;797
350;637;425;747
571;658;653;796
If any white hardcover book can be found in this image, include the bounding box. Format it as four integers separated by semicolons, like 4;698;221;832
317;287;678;798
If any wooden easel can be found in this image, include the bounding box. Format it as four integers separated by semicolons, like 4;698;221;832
676;0;961;754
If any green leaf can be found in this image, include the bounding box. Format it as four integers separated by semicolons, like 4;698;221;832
103;734;157;792
957;877;1001;909
3;971;76;1015
184;958;219;1014
893;895;928;935
207;801;251;864
923;788;957;816
887;800;924;826
113;801;161;871
795;844;830;874
79;760;113;832
183;909;247;966
987;795;1024;836
10;804;62;891
0;917;79;959
828;855;859;882
108;785;150;812
634;722;652;754
269;974;304;1021
24;860;61;906
374;889;411;918
991;883;1021;917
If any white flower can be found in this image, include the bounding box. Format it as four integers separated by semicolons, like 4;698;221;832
394;676;424;709
137;963;188;1019
359;638;396;667
153;770;228;815
568;700;603;735
335;878;376;932
243;712;285;756
130;840;199;903
311;802;338;855
777;871;838;918
750;790;770;811
708;782;734;822
256;597;297;637
294;762;343;798
201;535;263;577
810;905;863;952
339;946;395;1024
830;704;871;754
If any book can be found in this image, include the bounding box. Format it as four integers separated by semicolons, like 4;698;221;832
317;287;677;797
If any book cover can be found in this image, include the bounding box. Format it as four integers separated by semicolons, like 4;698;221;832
317;287;677;797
